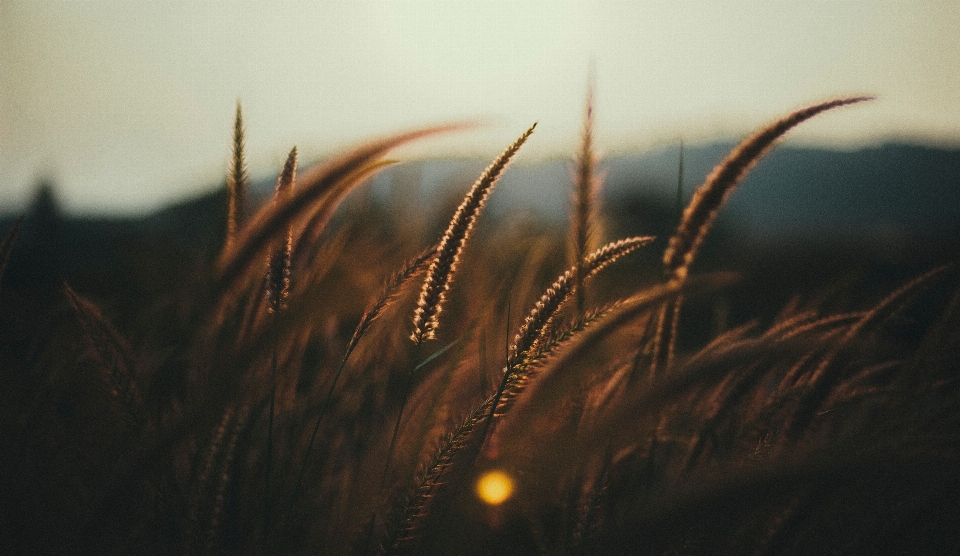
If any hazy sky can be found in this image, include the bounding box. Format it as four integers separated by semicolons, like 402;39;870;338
2;1;960;214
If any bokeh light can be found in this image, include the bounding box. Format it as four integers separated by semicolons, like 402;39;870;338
476;470;515;506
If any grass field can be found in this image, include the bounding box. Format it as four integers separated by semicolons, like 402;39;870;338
1;96;959;555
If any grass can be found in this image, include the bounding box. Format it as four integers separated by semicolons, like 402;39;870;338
1;93;959;555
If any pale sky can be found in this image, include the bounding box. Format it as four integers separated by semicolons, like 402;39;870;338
2;0;959;214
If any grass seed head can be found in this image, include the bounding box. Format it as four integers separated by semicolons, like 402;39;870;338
411;123;537;344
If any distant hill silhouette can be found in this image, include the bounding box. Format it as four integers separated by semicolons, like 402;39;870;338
3;142;959;306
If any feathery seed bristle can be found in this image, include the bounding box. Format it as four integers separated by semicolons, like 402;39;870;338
227;101;248;249
410;123;537;344
266;147;298;313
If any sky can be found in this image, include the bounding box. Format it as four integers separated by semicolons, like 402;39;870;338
2;0;960;215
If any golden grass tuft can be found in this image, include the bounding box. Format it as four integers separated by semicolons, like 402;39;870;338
410;123;537;345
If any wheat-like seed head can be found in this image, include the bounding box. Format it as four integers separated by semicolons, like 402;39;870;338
410;123;537;345
510;236;654;367
215;123;467;301
390;395;497;551
266;147;298;313
496;302;622;418
226;101;248;249
651;97;872;378
663;97;873;283
572;75;599;316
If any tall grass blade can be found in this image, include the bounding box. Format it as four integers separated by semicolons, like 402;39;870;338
478;236;652;458
499;273;739;455
675;139;685;226
663;97;872;283
388;396;497;553
291;158;399;267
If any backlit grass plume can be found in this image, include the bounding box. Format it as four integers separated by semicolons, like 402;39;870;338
410;123;537;345
651;96;873;375
226;101;248;249
265;146;298;313
663;96;872;283
215;123;466;299
571;76;602;317
510;236;655;369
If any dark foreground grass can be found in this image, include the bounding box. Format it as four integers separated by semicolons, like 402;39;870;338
1;97;958;555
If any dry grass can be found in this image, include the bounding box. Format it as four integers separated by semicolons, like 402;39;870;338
1;93;958;556
411;122;537;345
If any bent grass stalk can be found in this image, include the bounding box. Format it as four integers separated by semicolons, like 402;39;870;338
511;236;655;370
389;238;657;550
291;158;400;268
484;236;655;440
651;96;873;377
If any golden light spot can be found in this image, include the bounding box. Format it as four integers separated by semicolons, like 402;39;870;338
476;470;515;506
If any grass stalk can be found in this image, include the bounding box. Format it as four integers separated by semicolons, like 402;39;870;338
410;123;536;345
216;123;468;300
572;76;598;318
226;101;248;251
651;97;873;377
262;147;298;548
